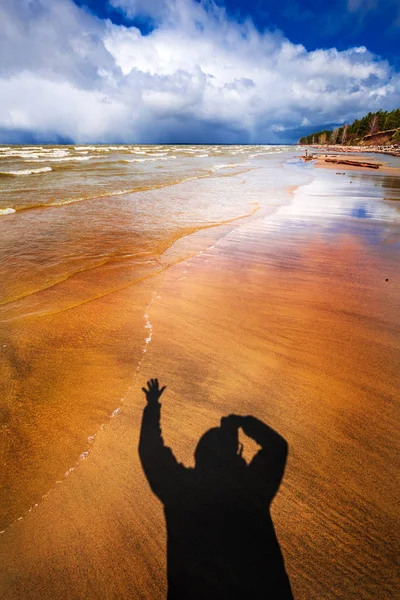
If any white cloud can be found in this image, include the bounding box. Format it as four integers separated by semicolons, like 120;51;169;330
0;74;131;142
0;0;399;143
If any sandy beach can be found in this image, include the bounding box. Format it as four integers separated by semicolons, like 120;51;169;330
313;153;400;175
1;150;400;599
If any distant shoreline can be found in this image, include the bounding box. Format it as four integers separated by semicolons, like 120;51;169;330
300;149;400;174
300;143;400;158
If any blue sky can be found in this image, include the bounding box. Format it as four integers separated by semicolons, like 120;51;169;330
1;0;399;143
76;0;400;65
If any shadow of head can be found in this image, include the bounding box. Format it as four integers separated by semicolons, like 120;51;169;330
194;418;246;471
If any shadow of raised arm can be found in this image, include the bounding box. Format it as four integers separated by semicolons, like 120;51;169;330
139;379;185;502
242;415;288;503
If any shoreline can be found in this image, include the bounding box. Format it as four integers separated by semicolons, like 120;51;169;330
314;155;400;174
300;143;400;158
299;149;400;175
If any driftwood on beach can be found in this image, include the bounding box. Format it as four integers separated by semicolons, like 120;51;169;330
324;158;380;169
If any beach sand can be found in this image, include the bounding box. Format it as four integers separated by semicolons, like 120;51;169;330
1;162;400;599
313;154;400;174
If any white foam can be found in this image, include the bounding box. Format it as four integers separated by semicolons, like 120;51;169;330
0;166;52;176
74;145;121;152
211;163;242;171
30;156;92;162
33;149;69;157
0;207;16;215
0;152;41;159
249;150;282;158
124;156;176;163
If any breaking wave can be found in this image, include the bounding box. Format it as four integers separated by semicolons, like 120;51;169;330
0;167;52;176
210;163;243;171
124;156;177;163
29;156;93;163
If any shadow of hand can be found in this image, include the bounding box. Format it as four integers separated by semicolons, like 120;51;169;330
142;378;166;406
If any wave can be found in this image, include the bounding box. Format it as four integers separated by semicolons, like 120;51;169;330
2;172;212;214
0;158;254;215
0;167;52;176
248;150;283;158
74;145;128;152
19;146;44;150
0;207;16;216
124;156;177;163
210;163;244;171
74;145;99;151
29;149;69;155
0;153;41;160
0;149;70;159
33;158;132;172
29;156;93;163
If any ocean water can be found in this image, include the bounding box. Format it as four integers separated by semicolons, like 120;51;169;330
0;144;296;213
0;145;301;310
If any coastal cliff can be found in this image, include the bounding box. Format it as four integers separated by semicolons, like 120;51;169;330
299;107;400;149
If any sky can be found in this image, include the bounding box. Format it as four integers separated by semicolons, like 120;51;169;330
0;0;399;144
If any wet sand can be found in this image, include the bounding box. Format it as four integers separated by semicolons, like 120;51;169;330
1;164;400;599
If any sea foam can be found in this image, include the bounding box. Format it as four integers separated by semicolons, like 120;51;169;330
0;167;52;176
30;156;92;162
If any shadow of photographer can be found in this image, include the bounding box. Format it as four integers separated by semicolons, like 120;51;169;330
139;379;293;600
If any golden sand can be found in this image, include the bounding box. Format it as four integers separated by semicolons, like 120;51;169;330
1;172;399;599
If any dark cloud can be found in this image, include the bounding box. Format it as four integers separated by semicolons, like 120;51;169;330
0;0;399;143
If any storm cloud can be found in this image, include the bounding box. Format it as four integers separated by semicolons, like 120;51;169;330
0;0;399;143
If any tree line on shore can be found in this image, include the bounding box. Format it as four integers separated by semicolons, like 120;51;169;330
299;107;400;145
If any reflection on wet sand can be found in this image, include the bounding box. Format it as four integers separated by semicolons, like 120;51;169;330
1;162;399;599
